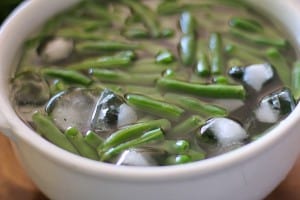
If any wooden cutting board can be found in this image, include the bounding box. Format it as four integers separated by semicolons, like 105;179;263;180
0;133;299;200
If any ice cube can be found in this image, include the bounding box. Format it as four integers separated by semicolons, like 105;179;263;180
37;36;74;63
117;103;138;128
90;89;123;133
48;88;99;134
255;88;296;123
115;148;161;166
229;63;274;91
199;117;248;146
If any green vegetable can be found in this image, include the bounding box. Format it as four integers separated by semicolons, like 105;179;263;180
67;55;131;70
165;154;192;165
84;130;104;149
125;93;185;120
91;69;159;86
209;32;224;75
195;52;210;77
101;128;164;161
156;50;175;64
101;119;171;151
42;68;92;85
167;115;204;137
229;17;263;32
266;47;291;86
230;28;287;48
157;78;246;99
32;112;79;154
76;41;140;52
179;12;196;35
65;127;99;160
179;34;197;66
122;0;161;37
292;61;300;99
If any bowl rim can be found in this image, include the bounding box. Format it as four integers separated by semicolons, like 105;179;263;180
1;0;300;182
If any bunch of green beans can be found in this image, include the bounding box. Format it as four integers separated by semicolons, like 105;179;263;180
13;0;298;166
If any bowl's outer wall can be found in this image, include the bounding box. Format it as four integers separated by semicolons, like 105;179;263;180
1;0;300;200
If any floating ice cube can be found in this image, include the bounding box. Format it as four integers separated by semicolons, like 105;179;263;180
90;89;123;133
117;103;138;128
255;88;296;123
229;63;274;91
37;36;74;63
199;117;248;146
48;88;98;134
115;148;160;166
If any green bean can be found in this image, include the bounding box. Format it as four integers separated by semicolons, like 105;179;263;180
148;140;191;154
122;28;150;39
125;93;185;120
292;61;300;99
165;154;192;165
42;68;92;86
179;34;197;66
179;12;196;35
213;76;230;85
209;32;224;75
49;79;67;95
91;69;159;86
32;112;79;154
76;41;140;52
101;128;164;161
155;50;175;64
229;17;263;32
187;149;205;161
157;78;246;99
56;29;106;41
225;44;263;64
167;115;204;137
65;127;99;160
164;93;228;117
101;119;171;151
122;0;161;37
230;28;287;48
67;55;131;70
128;59;178;73
266;47;291;86
84;130;104;149
195;52;210;77
160;28;175;38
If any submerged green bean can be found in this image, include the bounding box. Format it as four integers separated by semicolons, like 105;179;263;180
164;93;228;117
76;41;140;52
125;93;185;120
157;78;246;99
229;17;263;32
209;32;224;75
65;127;99;160
266;47;291;86
167;115;204;137
32;112;79;154
101;119;171;151
42;68;92;85
101;128;164;161
91;69;159;86
196;52;210;77
122;0;161;37
292;61;300;99
179;34;197;66
230;28;287;48
67;55;131;70
84;130;104;149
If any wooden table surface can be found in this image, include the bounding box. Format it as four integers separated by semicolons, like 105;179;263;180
1;133;300;200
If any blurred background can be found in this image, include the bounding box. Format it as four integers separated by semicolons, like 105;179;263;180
0;0;23;24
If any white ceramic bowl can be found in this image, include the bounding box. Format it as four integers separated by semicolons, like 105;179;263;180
1;1;300;200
